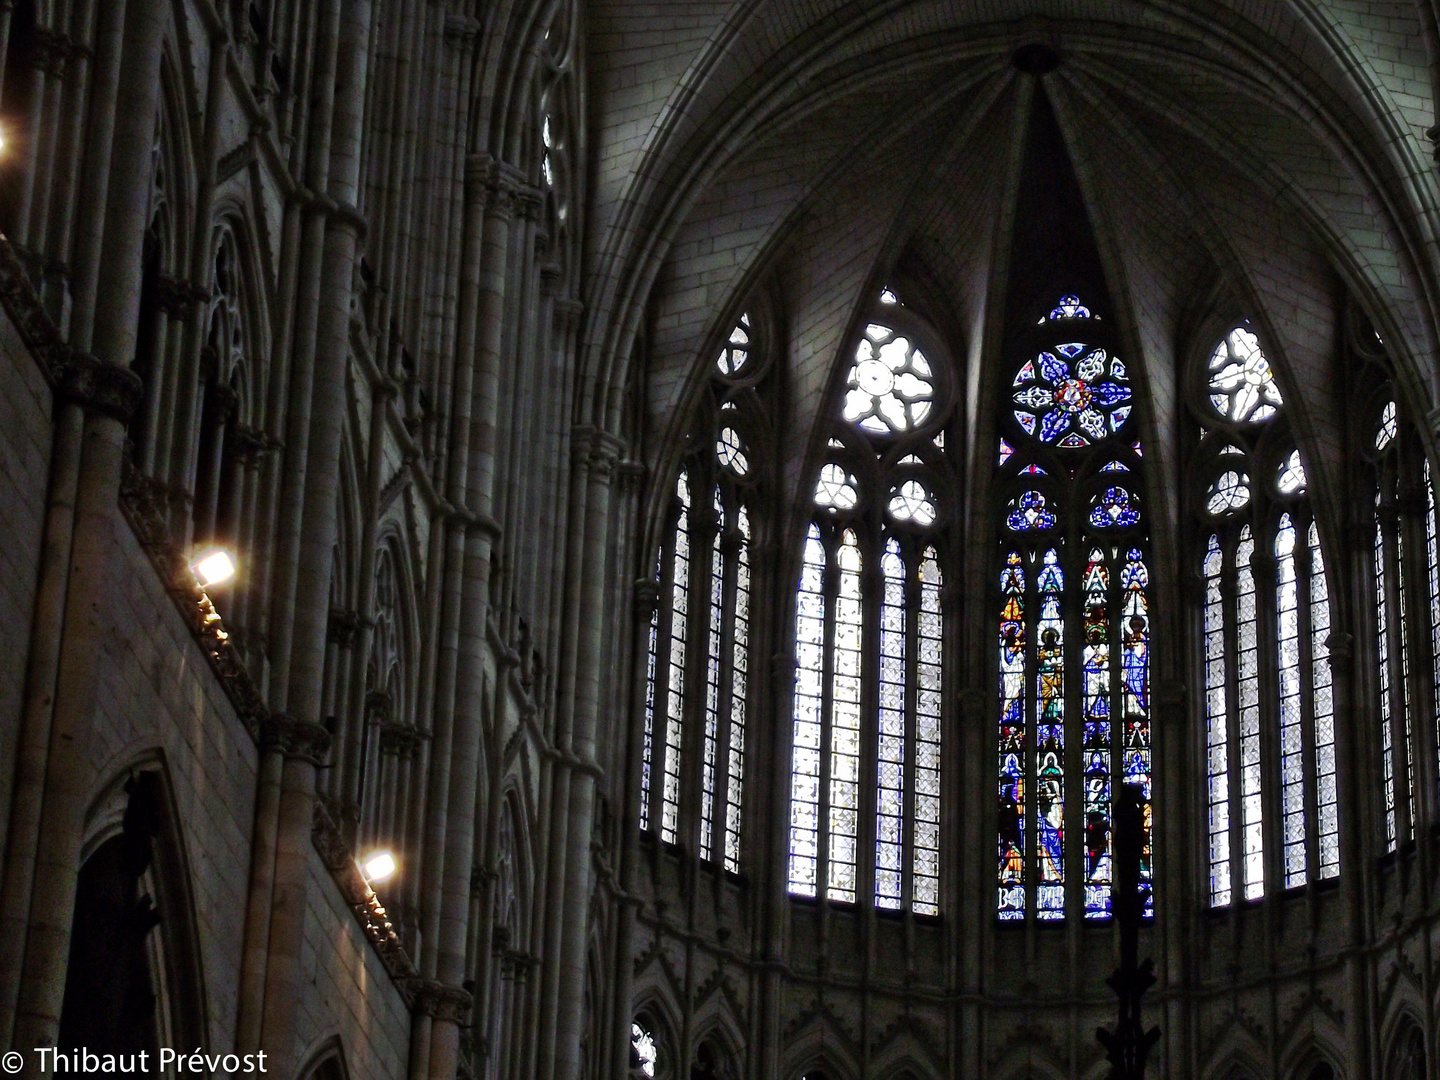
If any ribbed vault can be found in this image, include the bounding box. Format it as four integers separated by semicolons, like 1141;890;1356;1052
586;1;1440;561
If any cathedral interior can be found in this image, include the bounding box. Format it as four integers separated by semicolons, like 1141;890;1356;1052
6;1;1440;1078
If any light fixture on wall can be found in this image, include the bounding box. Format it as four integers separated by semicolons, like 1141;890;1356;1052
360;850;397;884
191;549;236;587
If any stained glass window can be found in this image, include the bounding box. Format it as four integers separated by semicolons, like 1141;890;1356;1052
789;292;953;913
1208;326;1283;423
996;295;1151;921
1011;342;1131;447
641;313;767;875
843;322;935;433
1194;323;1335;903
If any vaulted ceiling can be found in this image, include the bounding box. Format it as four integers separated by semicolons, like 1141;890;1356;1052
580;0;1440;550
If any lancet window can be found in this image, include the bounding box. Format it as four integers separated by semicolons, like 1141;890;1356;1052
995;295;1152;922
1350;322;1440;853
1194;323;1336;904
787;290;953;914
640;312;771;873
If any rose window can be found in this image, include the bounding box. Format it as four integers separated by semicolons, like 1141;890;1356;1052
842;323;935;434
1208;327;1282;423
1012;343;1131;448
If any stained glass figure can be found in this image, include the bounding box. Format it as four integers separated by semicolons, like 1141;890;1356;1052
1012;343;1131;447
998;551;1027;920
1081;550;1113;917
716;313;750;375
1090;485;1141;528
1007;490;1057;532
1208;327;1283;423
1036;549;1066;920
843;322;935;433
1121;547;1153;911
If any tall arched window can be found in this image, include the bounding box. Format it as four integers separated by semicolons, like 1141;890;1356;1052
995;295;1151;922
1193;324;1336;903
640;312;770;873
788;289;953;914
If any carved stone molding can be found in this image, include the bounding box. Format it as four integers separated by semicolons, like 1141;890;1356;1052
328;607;366;647
150;274;211;321
55;352;145;424
378;722;424;759
261;713;332;764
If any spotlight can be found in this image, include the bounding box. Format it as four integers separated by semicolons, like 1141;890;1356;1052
360;850;397;883
192;549;236;587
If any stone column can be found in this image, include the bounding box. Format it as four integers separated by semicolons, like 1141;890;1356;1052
552;430;624;1080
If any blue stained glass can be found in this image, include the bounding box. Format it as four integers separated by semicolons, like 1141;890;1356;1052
1039;351;1070;382
1057;342;1087;359
1058;432;1088;448
999;438;1014;466
998;551;1027;919
1015;385;1054;409
1021;464;1047;476
1016;411;1037;436
1090;486;1141;528
1076;352;1104;381
1111;358;1127;380
1036;549;1065;919
1039;408;1070;443
1110;405;1132;433
1078;408;1107;442
1008;490;1057;531
1014;360;1036;386
1047;295;1092;320
1090;382;1132;408
1102;460;1129;472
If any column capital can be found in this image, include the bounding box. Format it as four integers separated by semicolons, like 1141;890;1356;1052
411;979;473;1023
260;713;333;764
55;351;145;424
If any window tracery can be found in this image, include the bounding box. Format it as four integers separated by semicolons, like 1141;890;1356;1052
1355;356;1440;854
640;311;772;874
788;290;954;914
1192;321;1335;903
995;296;1151;922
